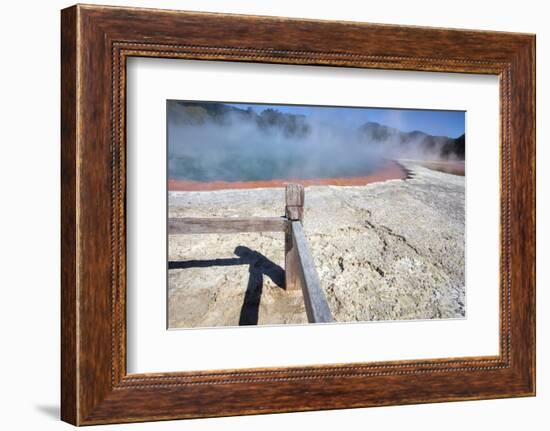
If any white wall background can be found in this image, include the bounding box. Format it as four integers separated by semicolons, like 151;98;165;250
0;0;546;429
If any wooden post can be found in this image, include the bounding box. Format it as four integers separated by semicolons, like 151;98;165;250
285;184;304;222
285;184;304;290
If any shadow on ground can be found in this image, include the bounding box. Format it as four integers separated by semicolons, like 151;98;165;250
169;246;285;325
35;404;59;420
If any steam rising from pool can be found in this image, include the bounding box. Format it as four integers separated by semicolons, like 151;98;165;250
167;102;464;183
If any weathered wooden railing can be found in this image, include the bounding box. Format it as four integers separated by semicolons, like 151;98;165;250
283;185;333;323
168;184;334;323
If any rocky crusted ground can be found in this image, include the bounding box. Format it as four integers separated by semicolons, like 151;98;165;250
168;162;465;328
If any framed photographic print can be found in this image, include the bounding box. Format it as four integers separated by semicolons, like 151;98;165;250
61;4;536;425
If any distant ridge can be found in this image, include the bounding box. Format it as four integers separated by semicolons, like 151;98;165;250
359;122;465;160
169;101;311;138
168;102;465;161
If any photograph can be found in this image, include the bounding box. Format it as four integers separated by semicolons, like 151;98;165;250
167;100;466;329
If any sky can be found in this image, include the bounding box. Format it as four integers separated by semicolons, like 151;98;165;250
226;102;465;139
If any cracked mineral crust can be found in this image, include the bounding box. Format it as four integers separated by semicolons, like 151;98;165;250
168;162;465;328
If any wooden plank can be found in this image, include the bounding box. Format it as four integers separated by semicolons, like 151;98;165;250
285;184;304;221
168;217;287;235
291;221;334;323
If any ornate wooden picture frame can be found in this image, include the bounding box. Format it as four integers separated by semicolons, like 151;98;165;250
61;4;535;425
